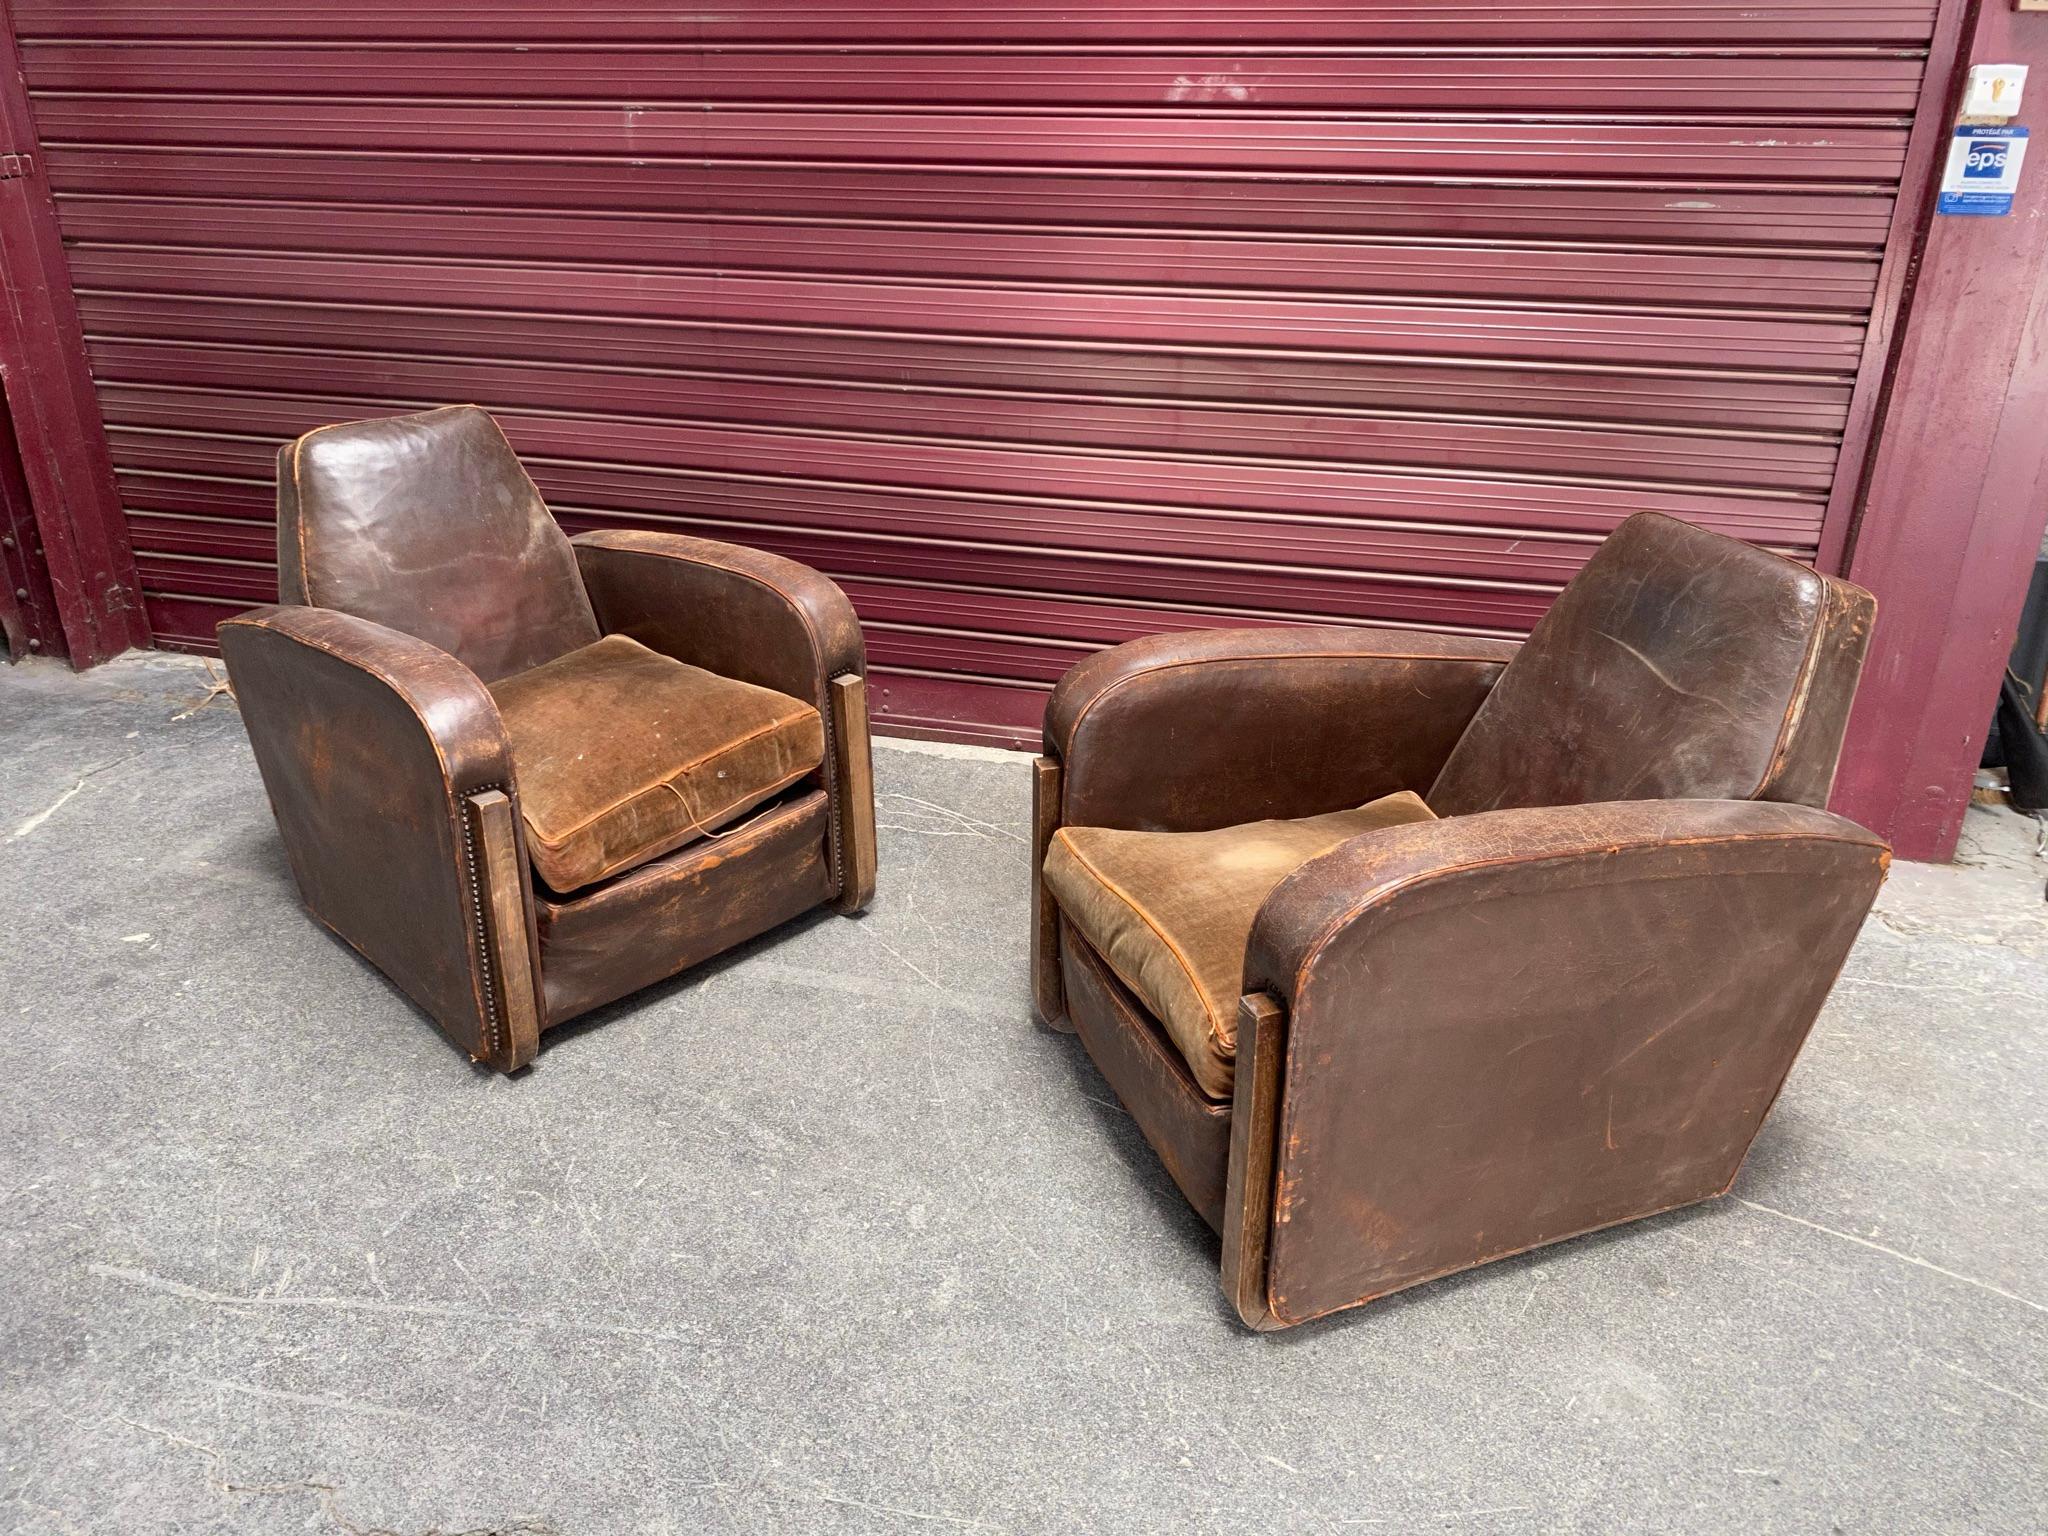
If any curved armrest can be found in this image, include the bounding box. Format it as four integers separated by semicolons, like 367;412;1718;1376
1044;626;1517;833
1229;799;1888;1327
571;530;875;910
1249;799;1886;991
217;605;542;1069
573;530;863;698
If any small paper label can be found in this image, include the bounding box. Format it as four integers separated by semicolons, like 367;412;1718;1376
1938;125;2029;216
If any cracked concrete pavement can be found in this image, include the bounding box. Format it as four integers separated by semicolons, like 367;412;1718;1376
1;652;2042;1535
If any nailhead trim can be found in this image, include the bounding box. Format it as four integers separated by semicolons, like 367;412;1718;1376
459;783;508;1062
823;694;845;894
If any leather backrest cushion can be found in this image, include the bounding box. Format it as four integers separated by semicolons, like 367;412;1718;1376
278;405;599;682
1428;512;1875;816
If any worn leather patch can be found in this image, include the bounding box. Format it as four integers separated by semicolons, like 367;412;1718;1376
283;405;600;684
1429;512;1872;816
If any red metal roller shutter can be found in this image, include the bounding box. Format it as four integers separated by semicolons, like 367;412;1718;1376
12;2;1943;745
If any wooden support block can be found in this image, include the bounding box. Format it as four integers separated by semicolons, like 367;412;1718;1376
829;673;878;914
467;789;541;1072
1031;756;1070;1029
1221;992;1288;1331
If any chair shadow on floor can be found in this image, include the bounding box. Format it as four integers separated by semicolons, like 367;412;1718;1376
533;905;844;1062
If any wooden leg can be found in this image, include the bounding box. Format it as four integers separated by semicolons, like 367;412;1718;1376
1221;992;1288;1331
1031;756;1071;1029
466;789;542;1073
828;673;878;914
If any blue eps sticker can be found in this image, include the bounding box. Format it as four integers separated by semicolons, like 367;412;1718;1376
1939;125;2029;216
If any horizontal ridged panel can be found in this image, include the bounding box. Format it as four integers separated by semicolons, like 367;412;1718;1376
65;248;1872;372
77;300;1859;432
21;46;1929;113
32;99;1913;181
55;200;1886;313
44;152;1902;246
99;407;1819;549
10;2;1942;45
17;3;1933;741
85;343;1843;492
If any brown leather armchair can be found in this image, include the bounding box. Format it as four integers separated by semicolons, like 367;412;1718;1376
219;405;877;1072
1032;512;1887;1330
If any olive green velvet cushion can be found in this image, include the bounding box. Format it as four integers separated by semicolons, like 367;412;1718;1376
1044;793;1437;1098
490;634;824;893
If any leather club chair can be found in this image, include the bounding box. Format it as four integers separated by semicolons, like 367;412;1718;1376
219;405;877;1072
1031;512;1887;1330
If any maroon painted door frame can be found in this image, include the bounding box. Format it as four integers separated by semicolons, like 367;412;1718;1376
1832;0;2048;862
0;0;144;665
0;382;61;658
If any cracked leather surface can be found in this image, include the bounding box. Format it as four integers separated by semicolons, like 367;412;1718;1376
1430;512;1874;816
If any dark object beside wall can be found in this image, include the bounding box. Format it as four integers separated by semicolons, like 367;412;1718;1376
1983;557;2048;813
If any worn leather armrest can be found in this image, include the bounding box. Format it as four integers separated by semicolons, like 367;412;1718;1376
572;530;864;699
1248;799;1887;995
1235;798;1890;1327
1044;626;1519;833
217;605;543;1069
571;530;875;910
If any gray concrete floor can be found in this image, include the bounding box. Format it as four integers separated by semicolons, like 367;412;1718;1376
1;652;2042;1536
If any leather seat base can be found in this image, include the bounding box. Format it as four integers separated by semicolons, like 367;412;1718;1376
1061;919;1231;1233
534;789;834;1024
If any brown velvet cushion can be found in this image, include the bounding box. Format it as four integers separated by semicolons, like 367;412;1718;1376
1044;792;1436;1098
490;634;825;893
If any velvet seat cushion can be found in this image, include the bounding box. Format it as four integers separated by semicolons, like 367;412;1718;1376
1044;792;1436;1098
490;634;825;893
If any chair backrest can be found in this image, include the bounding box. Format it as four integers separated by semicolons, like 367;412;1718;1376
1428;512;1874;817
276;405;599;682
